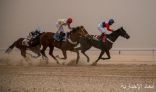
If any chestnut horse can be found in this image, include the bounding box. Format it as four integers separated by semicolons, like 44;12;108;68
40;26;88;64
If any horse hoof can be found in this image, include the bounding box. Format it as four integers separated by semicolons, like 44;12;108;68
76;62;79;65
46;61;49;64
61;58;66;60
91;62;97;66
56;61;60;64
62;62;65;65
28;63;32;66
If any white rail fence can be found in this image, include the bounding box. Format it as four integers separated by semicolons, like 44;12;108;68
0;48;156;56
111;48;156;56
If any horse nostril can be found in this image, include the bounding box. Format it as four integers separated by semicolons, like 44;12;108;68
127;35;130;39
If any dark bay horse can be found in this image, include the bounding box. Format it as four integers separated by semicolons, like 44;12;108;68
5;33;44;64
76;27;130;65
40;26;88;64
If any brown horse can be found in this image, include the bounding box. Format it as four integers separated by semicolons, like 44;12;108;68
76;27;130;65
5;33;44;64
40;26;88;64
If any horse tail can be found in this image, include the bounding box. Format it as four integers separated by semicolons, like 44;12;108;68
5;41;16;54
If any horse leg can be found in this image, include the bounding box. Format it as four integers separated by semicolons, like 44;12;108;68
81;50;90;62
29;46;41;58
67;48;80;64
76;50;80;64
55;50;67;60
60;50;67;59
75;45;91;63
71;49;80;64
35;45;41;58
40;45;48;62
92;50;105;66
36;52;41;58
101;50;111;60
81;46;91;63
34;51;41;58
26;53;34;58
36;45;41;57
49;46;59;64
26;52;40;58
21;49;26;58
21;49;31;65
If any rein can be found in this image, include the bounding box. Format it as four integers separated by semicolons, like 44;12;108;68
67;33;78;45
106;38;114;44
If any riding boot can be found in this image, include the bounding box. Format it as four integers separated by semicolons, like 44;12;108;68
59;35;63;47
59;32;66;46
100;33;106;48
101;33;106;42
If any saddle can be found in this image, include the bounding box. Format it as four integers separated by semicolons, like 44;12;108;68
22;35;40;47
29;36;40;47
92;34;107;43
53;32;70;41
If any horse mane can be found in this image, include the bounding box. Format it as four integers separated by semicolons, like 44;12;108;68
114;27;123;32
106;27;122;38
71;26;81;33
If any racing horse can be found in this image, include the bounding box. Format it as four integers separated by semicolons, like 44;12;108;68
40;26;88;64
5;33;44;64
76;27;130;65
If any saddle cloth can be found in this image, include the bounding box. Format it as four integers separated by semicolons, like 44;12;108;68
53;32;67;41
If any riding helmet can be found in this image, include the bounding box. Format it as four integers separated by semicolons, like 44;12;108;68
66;18;73;24
108;19;114;25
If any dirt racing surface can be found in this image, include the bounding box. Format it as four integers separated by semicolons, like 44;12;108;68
0;64;156;92
0;51;156;92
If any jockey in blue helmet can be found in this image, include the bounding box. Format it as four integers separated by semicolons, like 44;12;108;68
97;19;115;43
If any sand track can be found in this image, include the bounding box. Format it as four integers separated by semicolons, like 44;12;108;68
0;64;156;92
0;51;156;92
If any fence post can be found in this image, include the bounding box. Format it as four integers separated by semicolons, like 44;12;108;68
119;50;121;55
154;48;155;56
153;49;154;56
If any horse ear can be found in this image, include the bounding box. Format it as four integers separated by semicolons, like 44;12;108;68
80;25;84;29
72;27;76;31
77;26;80;30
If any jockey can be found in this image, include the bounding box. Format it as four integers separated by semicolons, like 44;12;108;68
98;19;114;43
56;17;73;41
28;27;44;40
23;27;44;46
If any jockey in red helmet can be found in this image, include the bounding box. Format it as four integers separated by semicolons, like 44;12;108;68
56;17;73;33
66;18;72;29
56;17;73;41
97;19;114;43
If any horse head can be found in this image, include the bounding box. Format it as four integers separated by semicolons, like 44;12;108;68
79;26;89;36
117;27;130;39
70;26;88;38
